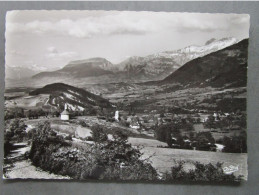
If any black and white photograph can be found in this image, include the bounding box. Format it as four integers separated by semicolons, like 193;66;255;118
3;10;249;182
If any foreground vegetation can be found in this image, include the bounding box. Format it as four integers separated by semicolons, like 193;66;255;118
163;161;242;182
25;121;242;182
28;122;157;180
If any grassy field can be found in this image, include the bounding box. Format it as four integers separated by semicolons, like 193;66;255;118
128;137;167;147
129;137;247;179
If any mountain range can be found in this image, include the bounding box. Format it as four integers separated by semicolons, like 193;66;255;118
160;39;248;88
115;37;237;80
28;37;238;85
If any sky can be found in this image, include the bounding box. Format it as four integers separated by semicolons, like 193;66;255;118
5;10;250;72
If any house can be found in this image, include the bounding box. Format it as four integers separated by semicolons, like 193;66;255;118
61;104;70;120
128;116;140;129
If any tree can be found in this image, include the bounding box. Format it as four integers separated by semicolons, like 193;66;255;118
222;131;247;153
196;132;215;144
154;123;180;147
8;119;27;141
90;125;108;142
217;118;229;131
204;115;215;130
195;132;215;151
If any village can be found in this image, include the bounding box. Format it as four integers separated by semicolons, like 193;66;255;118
4;80;247;154
3;92;248;180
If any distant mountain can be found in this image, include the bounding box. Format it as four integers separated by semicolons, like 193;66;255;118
64;57;116;71
116;37;238;80
116;56;179;80
29;83;113;111
6;66;39;79
160;39;248;88
32;58;114;80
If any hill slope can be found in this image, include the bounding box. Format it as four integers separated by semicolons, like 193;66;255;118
29;83;113;111
161;39;248;88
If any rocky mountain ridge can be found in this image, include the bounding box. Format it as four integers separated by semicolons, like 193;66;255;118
160;39;248;88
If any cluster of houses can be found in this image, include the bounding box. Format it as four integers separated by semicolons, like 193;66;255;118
59;103;243;133
113;111;195;130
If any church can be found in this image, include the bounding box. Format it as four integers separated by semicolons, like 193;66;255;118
60;104;70;121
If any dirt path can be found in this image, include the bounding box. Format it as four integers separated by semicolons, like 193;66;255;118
4;160;70;179
4;142;70;180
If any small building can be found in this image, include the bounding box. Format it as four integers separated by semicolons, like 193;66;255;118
61;104;70;120
61;110;70;120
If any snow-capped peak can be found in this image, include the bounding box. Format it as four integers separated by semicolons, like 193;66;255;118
152;37;238;65
175;37;237;54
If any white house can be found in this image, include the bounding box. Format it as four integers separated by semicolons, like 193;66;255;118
61;104;70;120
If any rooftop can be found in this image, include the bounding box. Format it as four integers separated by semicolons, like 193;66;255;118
61;110;70;115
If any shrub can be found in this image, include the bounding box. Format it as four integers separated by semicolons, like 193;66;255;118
4;119;27;157
29;121;157;181
163;161;242;182
78;120;89;127
90;125;108;142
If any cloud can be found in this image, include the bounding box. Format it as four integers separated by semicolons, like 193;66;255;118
46;46;79;59
47;46;58;53
6;12;156;38
177;19;227;32
6;11;249;39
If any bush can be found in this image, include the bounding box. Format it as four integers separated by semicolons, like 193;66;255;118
90;125;108;142
29;121;157;181
163;161;242;182
78;120;89;127
4;119;28;157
